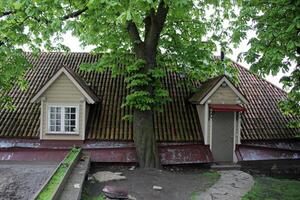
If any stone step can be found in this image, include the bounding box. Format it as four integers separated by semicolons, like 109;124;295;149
58;154;91;200
210;163;241;170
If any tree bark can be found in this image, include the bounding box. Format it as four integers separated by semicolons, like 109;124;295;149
133;109;160;168
127;0;168;168
132;49;161;168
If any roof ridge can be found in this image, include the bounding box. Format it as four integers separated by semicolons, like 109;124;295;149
23;52;287;94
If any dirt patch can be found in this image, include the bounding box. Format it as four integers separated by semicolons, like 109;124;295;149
0;161;57;200
84;164;219;200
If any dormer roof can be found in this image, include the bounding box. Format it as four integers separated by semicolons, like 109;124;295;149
30;66;99;104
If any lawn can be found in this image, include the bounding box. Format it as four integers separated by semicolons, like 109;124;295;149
243;176;300;200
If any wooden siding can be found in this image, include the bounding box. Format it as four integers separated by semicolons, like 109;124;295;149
209;85;239;104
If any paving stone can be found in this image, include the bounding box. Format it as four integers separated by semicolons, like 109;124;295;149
197;170;254;200
93;171;126;183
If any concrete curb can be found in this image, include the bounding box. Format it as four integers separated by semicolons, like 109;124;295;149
32;148;81;200
58;155;91;200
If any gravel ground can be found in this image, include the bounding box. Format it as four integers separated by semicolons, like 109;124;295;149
0;161;57;200
84;164;218;200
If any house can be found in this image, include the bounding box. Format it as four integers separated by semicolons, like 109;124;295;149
0;52;299;165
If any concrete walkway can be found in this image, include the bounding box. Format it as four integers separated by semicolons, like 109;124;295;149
197;170;254;200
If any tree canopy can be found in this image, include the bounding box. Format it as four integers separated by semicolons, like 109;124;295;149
233;0;300;128
0;0;238;110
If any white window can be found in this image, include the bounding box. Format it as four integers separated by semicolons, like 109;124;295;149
48;105;78;134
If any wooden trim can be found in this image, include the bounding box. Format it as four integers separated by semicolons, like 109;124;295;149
204;102;209;145
81;99;86;140
200;77;248;105
40;97;45;140
209;109;213;149
238;112;241;144
233;112;236;151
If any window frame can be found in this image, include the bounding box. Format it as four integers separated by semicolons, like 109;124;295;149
47;104;79;135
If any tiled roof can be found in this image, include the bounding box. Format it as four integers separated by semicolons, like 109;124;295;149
0;52;202;141
31;65;100;103
235;62;299;140
189;76;223;103
0;52;298;141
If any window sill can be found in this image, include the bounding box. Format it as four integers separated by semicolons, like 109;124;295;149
46;132;80;135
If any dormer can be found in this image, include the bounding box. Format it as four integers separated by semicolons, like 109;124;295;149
31;66;99;140
190;75;248;163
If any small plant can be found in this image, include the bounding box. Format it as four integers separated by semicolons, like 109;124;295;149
81;186;105;200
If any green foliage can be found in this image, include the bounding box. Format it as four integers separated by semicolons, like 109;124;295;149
201;171;220;179
233;0;300;128
242;176;300;200
0;0;239;113
81;185;105;200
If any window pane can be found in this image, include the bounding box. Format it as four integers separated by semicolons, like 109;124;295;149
63;107;76;132
49;106;63;132
71;114;75;120
71;107;76;113
70;126;76;132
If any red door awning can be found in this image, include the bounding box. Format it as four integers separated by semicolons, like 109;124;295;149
209;104;246;112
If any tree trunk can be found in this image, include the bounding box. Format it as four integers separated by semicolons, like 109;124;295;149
126;0;168;168
133;109;160;168
132;50;161;168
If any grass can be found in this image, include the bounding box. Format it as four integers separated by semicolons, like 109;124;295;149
81;185;105;200
201;171;221;179
190;171;220;200
35;148;81;200
242;176;300;200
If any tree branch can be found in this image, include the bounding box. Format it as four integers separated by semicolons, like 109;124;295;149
156;0;169;33
144;14;152;40
0;11;14;18
62;7;88;20
144;0;168;51
127;20;144;55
